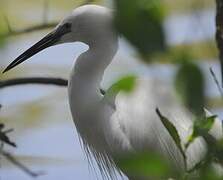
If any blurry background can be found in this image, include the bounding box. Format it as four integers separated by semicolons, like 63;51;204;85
0;0;222;179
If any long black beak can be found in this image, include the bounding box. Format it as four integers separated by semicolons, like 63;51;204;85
3;23;71;73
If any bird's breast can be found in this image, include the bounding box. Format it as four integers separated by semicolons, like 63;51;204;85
68;75;111;152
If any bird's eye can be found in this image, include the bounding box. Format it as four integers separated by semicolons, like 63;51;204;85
64;23;71;29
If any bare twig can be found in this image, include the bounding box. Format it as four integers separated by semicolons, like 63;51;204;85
3;0;94;37
3;15;13;33
1;150;43;177
215;0;223;86
209;67;223;97
0;77;106;95
0;109;42;177
1;0;56;37
4;22;58;37
0;77;68;89
0;124;16;147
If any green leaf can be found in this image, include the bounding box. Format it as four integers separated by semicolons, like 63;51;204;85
186;115;216;149
194;116;216;136
106;75;136;96
114;0;166;58
116;152;171;178
156;108;186;169
175;60;205;116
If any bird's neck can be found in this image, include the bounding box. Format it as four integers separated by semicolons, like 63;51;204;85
68;37;118;153
73;38;118;87
69;37;118;115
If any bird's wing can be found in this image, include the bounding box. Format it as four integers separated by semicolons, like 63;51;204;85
105;77;207;170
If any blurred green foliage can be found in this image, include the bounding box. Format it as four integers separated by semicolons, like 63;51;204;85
114;0;166;59
174;57;205;117
118;109;223;179
116;152;173;179
186;115;216;149
113;0;222;178
106;75;136;96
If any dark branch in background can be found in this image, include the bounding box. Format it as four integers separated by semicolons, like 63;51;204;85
0;77;68;89
2;0;55;37
215;0;223;86
4;22;58;37
3;15;13;34
0;150;43;177
209;67;223;97
0;112;41;177
0;77;106;95
0;124;16;147
3;0;94;37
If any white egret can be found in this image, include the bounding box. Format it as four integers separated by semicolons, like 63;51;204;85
3;5;223;180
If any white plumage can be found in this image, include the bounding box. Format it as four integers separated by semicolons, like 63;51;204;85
66;5;222;179
4;5;222;180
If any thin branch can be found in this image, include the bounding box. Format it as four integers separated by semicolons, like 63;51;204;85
209;67;223;97
0;77;106;96
215;0;223;86
0;77;68;89
0;108;42;177
4;22;58;37
3;0;93;37
3;0;97;37
1;150;43;177
1;1;55;37
0;124;16;148
3;15;13;33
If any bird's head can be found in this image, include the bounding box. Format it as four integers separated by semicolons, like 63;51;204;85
3;5;115;73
